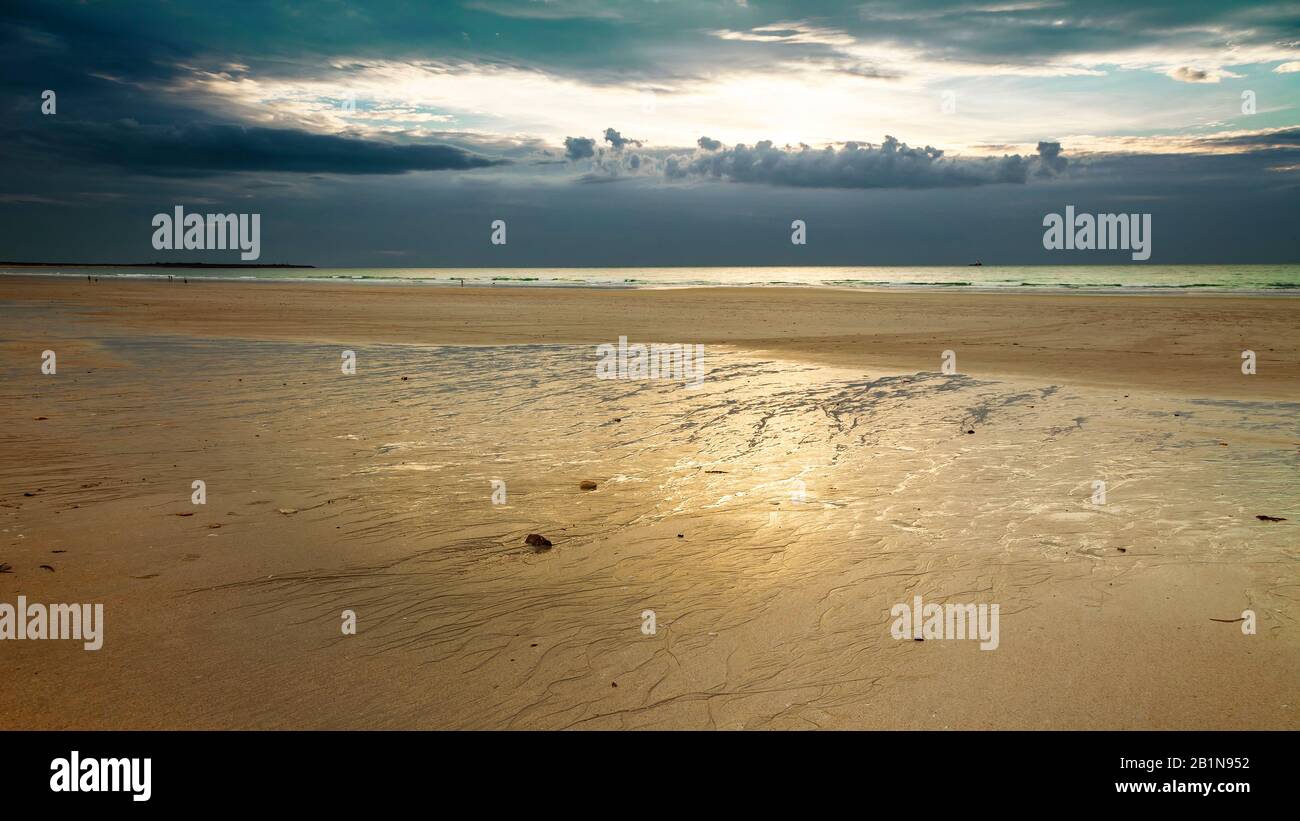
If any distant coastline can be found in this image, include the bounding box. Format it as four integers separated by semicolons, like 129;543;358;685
0;261;315;269
2;263;1297;295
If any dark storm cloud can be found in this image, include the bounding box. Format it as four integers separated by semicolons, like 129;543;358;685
603;128;642;150
661;136;1067;189
564;136;597;160
1036;142;1067;176
1169;67;1214;83
9;1;1295;97
1207;128;1300;149
1069;144;1300;186
6;157;1295;266
13;121;505;176
568;131;661;182
1;1;1297;266
1;8;514;178
850;1;1300;66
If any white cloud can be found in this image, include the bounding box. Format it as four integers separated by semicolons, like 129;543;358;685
1166;66;1241;83
158;35;1295;161
711;22;858;47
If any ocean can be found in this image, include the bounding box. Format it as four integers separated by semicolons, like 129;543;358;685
3;264;1299;293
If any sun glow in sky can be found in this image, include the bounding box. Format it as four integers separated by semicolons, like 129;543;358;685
179;23;1299;156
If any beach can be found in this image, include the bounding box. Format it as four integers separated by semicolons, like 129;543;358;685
0;276;1296;729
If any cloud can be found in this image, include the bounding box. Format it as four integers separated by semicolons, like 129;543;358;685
463;0;624;20
858;1;1067;22
564;136;597;160
581;145;660;182
662;135;1068;189
712;6;1297;87
711;22;857;47
1035;141;1067;175
1166;66;1237;83
603;128;643;150
18;121;506;176
827;60;901;80
8;0;1292;168
1204;127;1300;149
2;2;1297;213
564;128;655;179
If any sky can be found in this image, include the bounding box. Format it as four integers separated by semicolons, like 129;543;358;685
1;0;1298;266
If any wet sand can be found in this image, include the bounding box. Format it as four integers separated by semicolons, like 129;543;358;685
0;277;1296;728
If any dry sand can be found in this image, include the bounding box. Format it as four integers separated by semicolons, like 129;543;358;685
0;276;1296;729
